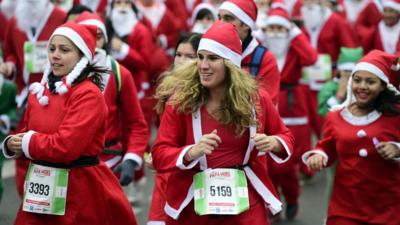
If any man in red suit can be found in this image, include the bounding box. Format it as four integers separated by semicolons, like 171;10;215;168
219;0;281;105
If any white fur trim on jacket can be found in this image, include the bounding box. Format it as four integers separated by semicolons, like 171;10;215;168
123;152;144;169
22;130;37;160
301;150;328;165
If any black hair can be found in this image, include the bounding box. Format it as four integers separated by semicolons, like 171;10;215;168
195;8;214;21
65;4;93;22
73;63;108;91
174;32;202;55
374;84;400;115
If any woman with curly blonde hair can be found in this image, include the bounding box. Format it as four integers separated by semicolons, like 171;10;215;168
151;21;294;225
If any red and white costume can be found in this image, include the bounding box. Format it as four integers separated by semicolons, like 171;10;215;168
152;90;294;223
135;0;180;55
2;3;66;196
303;108;400;225
219;0;281;105
302;8;357;136
263;6;318;204
3;80;138;225
302;50;400;225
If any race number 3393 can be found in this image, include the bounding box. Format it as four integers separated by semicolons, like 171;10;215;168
23;163;68;215
194;168;249;215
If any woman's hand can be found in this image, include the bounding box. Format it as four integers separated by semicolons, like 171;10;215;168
376;142;400;160
6;133;25;154
185;129;221;161
305;154;327;171
111;37;123;52
252;133;282;153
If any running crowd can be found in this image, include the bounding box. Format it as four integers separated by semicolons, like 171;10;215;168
0;0;399;225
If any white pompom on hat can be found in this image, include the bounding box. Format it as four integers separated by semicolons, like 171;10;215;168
198;20;242;68
30;21;97;106
333;50;400;110
219;0;258;30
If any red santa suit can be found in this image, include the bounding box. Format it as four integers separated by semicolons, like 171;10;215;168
2;80;138;225
100;58;149;170
263;21;318;204
2;3;66;196
302;9;357;136
135;0;180;55
363;20;400;55
241;37;281;105
0;11;8;43
303;108;400;225
152;90;294;224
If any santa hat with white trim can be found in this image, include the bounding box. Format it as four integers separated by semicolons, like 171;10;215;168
383;0;400;12
219;0;258;30
75;11;108;43
198;21;242;68
29;22;97;106
265;6;291;29
334;50;400;110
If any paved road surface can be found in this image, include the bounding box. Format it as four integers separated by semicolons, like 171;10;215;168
0;160;328;225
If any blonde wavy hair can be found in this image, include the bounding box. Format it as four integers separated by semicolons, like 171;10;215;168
154;59;259;135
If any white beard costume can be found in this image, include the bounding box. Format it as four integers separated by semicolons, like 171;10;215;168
110;7;138;37
15;0;49;33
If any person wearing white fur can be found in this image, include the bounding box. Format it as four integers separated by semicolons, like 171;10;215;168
1;21;138;225
302;50;400;225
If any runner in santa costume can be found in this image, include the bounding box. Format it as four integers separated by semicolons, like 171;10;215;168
361;0;400;55
0;0;16;43
0;0;66;197
135;0;180;56
258;5;318;220
301;0;357;137
75;11;149;186
152;21;294;225
303;50;400;225
148;32;202;225
218;0;281;105
1;21;138;225
337;0;382;47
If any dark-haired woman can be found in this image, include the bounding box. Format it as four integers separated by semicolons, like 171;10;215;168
303;50;400;225
1;22;137;225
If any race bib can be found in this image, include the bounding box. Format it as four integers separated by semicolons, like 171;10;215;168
23;163;68;215
194;168;249;215
302;54;332;81
24;41;48;73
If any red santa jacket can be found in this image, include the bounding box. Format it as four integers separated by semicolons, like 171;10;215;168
152;90;294;219
303;108;400;224
361;21;400;55
241;37;281;105
278;32;318;123
100;59;149;168
3;5;66;95
4;80;138;225
303;10;357;63
0;11;8;43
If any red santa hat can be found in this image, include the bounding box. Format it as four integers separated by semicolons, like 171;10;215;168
75;11;108;43
335;50;400;110
29;22;97;106
198;21;242;68
270;0;288;10
219;0;258;30
265;7;291;29
383;0;400;12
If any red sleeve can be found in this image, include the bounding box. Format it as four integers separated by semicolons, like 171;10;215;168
257;51;280;105
3;18;18;65
315;112;337;165
260;91;294;159
119;66;149;158
159;10;180;49
27;86;107;163
152;103;191;173
336;15;358;48
291;33;318;66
